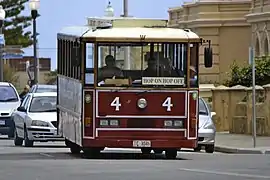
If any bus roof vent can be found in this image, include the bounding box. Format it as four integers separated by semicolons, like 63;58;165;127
93;22;113;32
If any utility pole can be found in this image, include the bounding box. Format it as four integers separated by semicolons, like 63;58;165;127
123;0;128;16
123;0;131;70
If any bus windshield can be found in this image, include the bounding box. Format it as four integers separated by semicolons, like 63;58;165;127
96;42;188;88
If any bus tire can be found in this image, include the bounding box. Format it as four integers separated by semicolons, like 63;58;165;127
165;149;177;159
153;149;163;154
83;148;100;158
70;145;81;154
141;148;151;154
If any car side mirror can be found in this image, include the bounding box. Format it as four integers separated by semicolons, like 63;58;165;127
211;112;216;118
17;106;26;112
204;47;213;68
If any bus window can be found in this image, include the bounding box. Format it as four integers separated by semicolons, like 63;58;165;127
190;43;199;88
96;42;187;87
85;43;94;85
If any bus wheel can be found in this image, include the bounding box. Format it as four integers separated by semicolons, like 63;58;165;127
165;149;177;159
153;149;163;154
70;144;81;154
141;148;151;154
83;148;100;158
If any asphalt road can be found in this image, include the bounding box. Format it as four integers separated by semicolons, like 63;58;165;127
0;135;270;180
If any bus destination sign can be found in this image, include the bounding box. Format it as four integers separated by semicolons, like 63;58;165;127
142;77;185;86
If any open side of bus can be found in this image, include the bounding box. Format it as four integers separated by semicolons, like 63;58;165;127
56;26;213;159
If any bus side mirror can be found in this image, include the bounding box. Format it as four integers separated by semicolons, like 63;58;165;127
204;47;213;68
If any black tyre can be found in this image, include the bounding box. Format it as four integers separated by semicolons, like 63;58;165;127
141;148;151;154
24;127;34;147
153;149;163;154
165;149;177;159
14;129;23;146
83;148;101;158
194;145;202;152
205;145;214;153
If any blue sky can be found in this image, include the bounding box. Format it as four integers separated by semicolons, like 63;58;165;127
22;0;183;70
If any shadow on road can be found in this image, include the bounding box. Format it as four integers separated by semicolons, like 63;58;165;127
0;151;190;161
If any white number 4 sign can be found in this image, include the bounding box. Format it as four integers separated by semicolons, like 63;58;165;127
110;96;173;112
162;97;173;111
110;97;121;111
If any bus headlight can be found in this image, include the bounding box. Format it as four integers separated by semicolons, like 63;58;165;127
110;120;119;126
174;120;184;128
137;98;147;109
100;120;109;126
164;120;173;127
31;120;49;127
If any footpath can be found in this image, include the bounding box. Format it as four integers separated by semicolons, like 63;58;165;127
215;132;270;154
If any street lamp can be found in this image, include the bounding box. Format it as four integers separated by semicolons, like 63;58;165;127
0;5;5;82
29;0;40;85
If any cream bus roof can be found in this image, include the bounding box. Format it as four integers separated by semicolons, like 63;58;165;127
58;26;200;41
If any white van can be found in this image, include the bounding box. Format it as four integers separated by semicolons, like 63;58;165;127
0;82;21;138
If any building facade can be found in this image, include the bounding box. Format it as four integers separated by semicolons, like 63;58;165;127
4;56;51;90
246;0;270;56
168;0;252;84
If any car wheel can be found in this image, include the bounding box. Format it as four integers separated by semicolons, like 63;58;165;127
165;149;177;159
24;127;34;147
194;145;202;152
205;145;215;153
14;129;23;146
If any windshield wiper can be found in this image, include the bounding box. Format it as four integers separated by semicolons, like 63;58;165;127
0;98;18;102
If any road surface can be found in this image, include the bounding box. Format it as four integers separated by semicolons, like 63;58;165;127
0;135;270;180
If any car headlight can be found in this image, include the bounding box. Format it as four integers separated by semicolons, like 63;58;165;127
137;98;147;109
31;120;50;127
203;120;215;130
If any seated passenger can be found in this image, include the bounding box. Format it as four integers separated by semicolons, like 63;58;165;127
143;58;158;77
161;58;184;77
98;55;124;81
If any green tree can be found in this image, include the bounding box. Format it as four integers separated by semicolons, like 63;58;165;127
1;0;35;47
225;56;270;87
3;64;18;86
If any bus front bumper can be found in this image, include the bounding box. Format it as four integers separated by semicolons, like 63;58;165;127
83;138;197;149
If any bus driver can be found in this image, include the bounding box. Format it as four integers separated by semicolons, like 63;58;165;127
98;55;124;82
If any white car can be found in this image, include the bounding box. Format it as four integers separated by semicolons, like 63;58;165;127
195;97;216;153
12;92;63;147
0;82;21;138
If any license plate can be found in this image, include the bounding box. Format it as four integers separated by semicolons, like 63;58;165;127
132;140;151;147
0;120;5;125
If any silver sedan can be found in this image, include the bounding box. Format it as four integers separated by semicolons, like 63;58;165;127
194;97;216;153
12;92;63;147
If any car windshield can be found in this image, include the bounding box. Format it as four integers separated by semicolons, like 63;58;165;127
0;86;18;102
199;98;208;115
36;87;57;93
29;96;56;112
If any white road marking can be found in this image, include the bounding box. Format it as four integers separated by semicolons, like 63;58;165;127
179;168;270;179
39;153;54;158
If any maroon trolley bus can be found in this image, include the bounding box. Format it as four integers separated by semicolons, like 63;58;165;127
57;25;212;159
